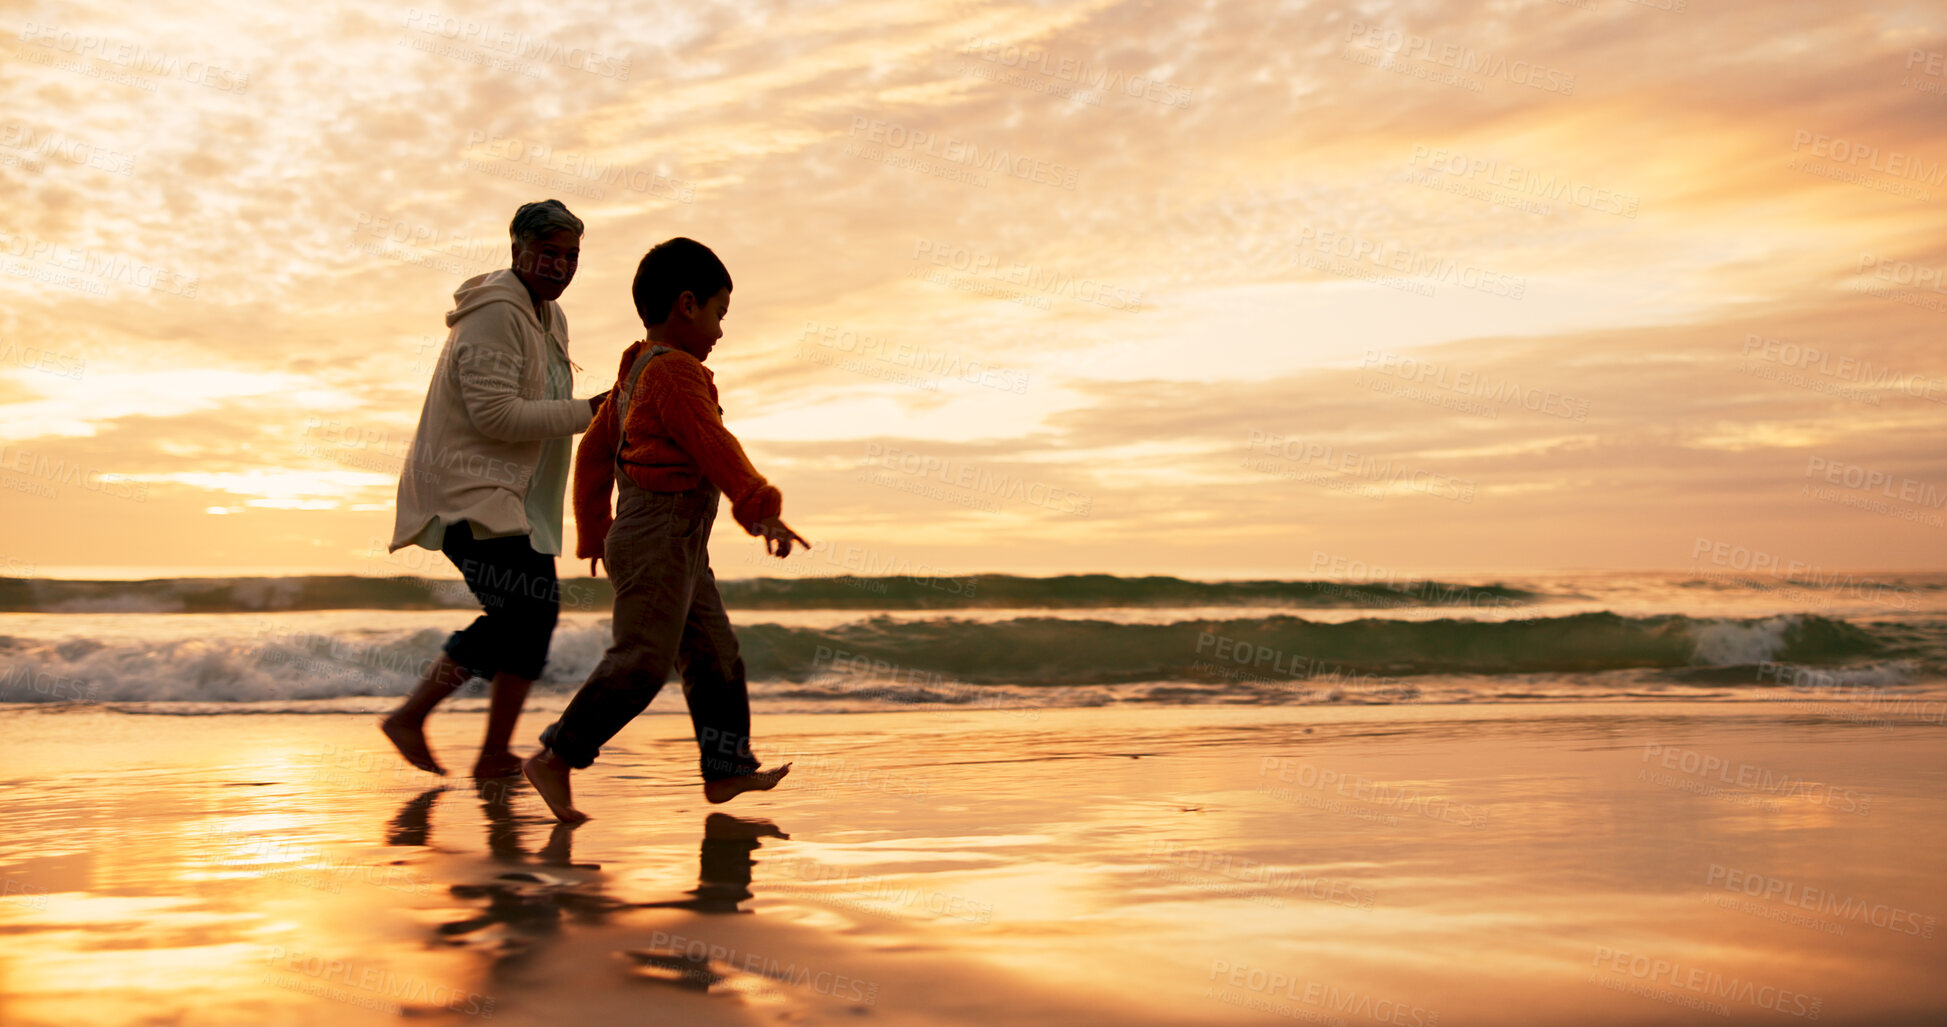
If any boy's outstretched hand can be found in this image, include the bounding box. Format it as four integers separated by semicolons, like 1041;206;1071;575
754;517;810;558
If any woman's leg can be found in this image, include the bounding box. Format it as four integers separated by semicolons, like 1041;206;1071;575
473;673;533;778
422;521;562;778
462;542;559;778
381;652;471;775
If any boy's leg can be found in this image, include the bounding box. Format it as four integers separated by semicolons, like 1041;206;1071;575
536;491;703;771
677;568;791;803
527;497;699;822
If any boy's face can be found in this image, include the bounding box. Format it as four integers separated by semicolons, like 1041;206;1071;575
673;287;730;361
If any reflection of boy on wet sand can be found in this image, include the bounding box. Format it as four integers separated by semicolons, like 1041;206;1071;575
639;813;789;914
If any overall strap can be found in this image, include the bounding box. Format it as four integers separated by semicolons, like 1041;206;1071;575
613;344;674;485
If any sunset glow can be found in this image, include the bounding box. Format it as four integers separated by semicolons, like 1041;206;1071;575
4;1;1942;576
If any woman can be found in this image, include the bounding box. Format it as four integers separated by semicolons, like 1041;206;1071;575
381;199;606;779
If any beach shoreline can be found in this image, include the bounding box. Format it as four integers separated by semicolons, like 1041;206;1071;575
2;700;1942;1025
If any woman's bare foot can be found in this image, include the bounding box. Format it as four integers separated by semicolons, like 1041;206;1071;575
703;763;792;805
522;749;588;823
380;714;446;776
472;749;523;779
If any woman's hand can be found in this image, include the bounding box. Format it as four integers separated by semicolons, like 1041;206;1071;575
587;389;611;417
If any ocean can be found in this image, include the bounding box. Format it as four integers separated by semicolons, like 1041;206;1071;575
1;571;1942;717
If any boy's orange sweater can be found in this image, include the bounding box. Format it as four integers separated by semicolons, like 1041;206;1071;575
572;340;783;562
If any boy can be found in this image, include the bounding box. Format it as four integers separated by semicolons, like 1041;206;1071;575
524;237;807;823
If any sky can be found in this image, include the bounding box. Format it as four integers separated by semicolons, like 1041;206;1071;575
2;0;1945;580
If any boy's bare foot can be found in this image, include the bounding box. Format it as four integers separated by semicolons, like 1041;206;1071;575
472;750;523;779
380;713;446;776
703;763;792;805
523;749;588;824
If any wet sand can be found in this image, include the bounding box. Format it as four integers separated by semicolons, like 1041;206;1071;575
1;700;1942;1026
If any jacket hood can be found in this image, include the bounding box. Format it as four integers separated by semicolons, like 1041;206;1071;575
446;268;541;328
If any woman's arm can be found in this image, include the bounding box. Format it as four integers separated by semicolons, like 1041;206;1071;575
452;305;593;442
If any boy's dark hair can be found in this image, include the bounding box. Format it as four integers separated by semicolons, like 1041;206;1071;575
632;237;732;326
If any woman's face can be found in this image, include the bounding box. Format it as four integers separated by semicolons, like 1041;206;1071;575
511;229;580;302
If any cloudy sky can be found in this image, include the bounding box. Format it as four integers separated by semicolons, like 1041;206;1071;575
2;0;1945;579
